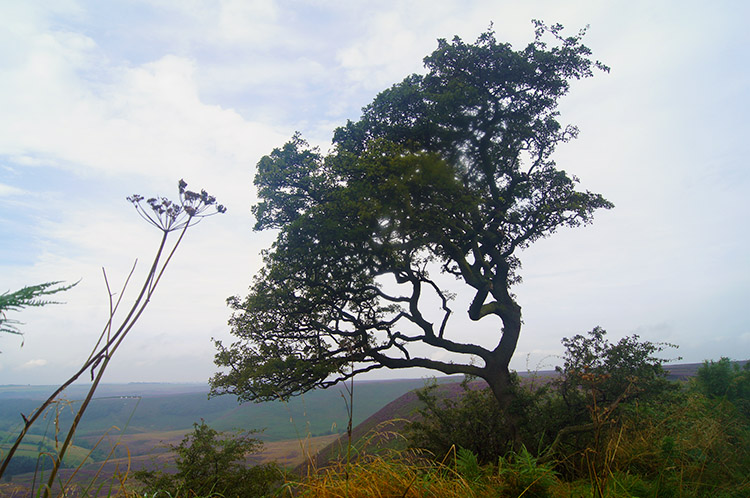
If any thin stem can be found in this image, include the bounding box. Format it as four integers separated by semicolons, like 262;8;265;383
1;234;163;481
86;263;137;365
0;180;223;485
43;230;177;495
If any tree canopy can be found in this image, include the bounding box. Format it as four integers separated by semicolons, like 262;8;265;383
211;22;612;412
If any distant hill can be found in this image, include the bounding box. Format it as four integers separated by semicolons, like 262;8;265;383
0;362;725;443
2;360;743;477
0;378;441;482
0;378;444;446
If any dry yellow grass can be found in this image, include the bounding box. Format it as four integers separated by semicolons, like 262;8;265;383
258;433;341;467
0;482;27;497
289;455;481;498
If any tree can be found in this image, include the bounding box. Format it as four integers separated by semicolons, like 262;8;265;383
133;420;280;497
211;22;612;442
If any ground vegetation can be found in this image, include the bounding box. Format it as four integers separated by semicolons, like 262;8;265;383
132;420;280;497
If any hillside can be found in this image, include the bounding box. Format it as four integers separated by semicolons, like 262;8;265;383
1;361;740;484
0;376;454;482
307;361;725;469
1;377;467;489
0;378;434;442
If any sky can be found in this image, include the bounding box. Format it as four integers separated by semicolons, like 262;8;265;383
1;0;748;386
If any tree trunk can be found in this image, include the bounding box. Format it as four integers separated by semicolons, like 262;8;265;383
485;362;523;449
484;293;523;449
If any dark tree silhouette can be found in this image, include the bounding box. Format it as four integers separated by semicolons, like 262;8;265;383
212;22;612;443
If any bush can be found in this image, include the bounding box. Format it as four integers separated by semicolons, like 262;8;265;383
543;327;680;478
406;375;548;464
693;357;750;416
555;326;678;411
407;327;678;468
132;420;280;497
610;391;750;497
402;331;750;495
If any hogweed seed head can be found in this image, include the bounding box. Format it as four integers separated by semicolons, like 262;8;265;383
128;179;226;231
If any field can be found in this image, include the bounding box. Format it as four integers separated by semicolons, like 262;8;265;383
0;376;456;486
0;432;92;467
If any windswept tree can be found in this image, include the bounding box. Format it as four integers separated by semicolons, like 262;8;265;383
212;22;612;441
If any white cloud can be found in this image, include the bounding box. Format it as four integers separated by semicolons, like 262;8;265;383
0;3;291;185
336;11;426;89
0;183;26;197
21;359;48;368
0;48;286;181
217;0;280;43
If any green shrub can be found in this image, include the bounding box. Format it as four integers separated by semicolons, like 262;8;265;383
406;375;548;464
693;357;750;417
408;328;679;469
609;391;750;497
132;420;280;497
555;326;678;412
455;446;483;484
539;327;681;480
404;330;750;496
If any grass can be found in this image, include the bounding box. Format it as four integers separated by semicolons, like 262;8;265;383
278;370;750;498
0;433;94;467
290;454;480;498
6;406;746;498
3;363;748;497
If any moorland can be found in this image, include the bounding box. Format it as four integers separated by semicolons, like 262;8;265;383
0;376;452;481
5;359;747;498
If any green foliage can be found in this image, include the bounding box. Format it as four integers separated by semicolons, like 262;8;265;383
0;281;77;341
400;330;747;496
408;328;679;469
693;357;750;415
556;326;678;407
696;357;735;397
540;328;680;483
549;326;679;450
407;376;547;463
133;420;280;497
497;446;558;498
549;344;748;496
610;391;750;497
455;446;483;484
213;22;611;423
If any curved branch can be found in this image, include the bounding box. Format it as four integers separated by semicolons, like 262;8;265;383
370;351;485;378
